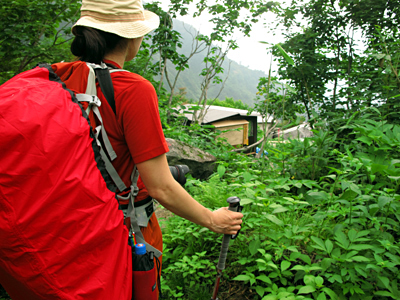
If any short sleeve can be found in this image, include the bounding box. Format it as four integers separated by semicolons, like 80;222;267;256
114;73;169;164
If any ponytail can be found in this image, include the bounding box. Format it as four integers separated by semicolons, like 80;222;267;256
71;26;128;64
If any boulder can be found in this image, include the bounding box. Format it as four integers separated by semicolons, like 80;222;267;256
165;138;216;180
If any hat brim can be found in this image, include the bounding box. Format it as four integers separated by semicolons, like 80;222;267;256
72;10;159;39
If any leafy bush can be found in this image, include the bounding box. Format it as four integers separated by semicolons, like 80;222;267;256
160;110;400;300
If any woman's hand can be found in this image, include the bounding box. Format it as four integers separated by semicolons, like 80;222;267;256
208;207;243;235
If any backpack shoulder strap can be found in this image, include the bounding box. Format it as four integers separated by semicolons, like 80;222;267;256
86;62;116;114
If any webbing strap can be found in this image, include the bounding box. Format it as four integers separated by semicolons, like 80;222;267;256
94;126;127;191
99;146;127;192
92;106;117;161
85;66;97;95
109;69;129;74
93;64;116;114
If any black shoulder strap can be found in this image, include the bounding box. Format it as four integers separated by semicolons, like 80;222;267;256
94;68;116;115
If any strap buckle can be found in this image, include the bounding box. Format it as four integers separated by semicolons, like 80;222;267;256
131;185;139;198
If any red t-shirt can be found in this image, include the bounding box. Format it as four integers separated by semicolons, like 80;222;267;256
52;60;169;201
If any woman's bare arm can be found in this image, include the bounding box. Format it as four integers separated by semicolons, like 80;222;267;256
136;153;243;235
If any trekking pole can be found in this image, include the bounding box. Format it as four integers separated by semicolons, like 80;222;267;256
211;196;243;300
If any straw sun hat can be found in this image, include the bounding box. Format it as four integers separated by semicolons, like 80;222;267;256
72;0;160;39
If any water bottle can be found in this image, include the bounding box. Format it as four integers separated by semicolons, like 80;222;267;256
132;243;158;300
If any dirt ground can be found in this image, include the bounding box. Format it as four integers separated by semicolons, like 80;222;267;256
154;202;174;224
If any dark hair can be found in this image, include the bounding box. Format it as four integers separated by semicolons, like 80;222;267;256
71;26;128;64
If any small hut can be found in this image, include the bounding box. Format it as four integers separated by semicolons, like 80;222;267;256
180;105;261;148
212;119;249;146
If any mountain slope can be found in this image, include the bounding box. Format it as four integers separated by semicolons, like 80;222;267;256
162;20;267;107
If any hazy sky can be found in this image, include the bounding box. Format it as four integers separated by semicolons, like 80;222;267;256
158;0;289;75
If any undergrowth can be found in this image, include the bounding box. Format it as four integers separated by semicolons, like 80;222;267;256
160;108;400;300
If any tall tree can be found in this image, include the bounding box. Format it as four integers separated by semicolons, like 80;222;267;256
273;0;400;123
0;0;80;83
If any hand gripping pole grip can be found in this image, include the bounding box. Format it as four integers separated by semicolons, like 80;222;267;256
216;196;241;271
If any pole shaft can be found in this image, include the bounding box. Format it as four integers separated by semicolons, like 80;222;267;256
210;197;241;300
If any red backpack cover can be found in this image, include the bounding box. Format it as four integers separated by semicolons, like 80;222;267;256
0;65;132;299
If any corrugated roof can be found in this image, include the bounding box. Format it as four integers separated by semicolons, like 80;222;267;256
180;105;272;124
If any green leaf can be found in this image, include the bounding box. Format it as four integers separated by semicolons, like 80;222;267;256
371;163;388;174
366;264;381;271
243;172;253;182
281;260;291;272
334;231;350;250
287;246;299;252
233;274;251;281
348;229;358;242
275;43;294;66
378;276;390;289
356;136;373;145
306;191;328;202
256;285;265;297
304;275;315;286
256;274;272;284
249;239;261;256
265;214;284;226
315;276;324;286
351;256;371;262
299;254;312;265
311;236;327;252
272;206;289;214
325;239;333;254
355;266;367;278
256;259;267;265
322;174;336;180
240;198;254;205
298;285;316;294
378;196;393;209
349;244;373;251
372;53;386;60
291;265;306;271
322;287;338;299
262;295;278;300
374;291;393;297
217;165;226;178
340;189;358;201
317;292;327;300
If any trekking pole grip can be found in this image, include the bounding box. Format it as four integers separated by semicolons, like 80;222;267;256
217;196;241;271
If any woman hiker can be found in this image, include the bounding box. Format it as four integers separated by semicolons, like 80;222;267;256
52;0;243;297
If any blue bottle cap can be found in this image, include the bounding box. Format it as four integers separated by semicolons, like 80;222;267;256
135;243;146;255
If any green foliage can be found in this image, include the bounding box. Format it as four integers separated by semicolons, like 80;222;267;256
159;216;221;299
0;0;79;83
161;110;400;299
273;0;400;124
210;97;250;110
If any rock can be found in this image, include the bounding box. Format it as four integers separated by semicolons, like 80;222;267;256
165;138;217;180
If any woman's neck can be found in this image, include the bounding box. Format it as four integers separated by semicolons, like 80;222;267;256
104;52;125;68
